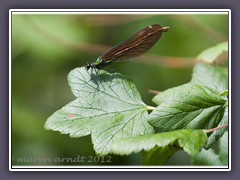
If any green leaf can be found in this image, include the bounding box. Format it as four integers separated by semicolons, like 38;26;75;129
149;84;226;131
192;148;222;166
142;146;179;165
112;129;207;157
152;83;190;105
192;131;228;166
205;105;228;149
191;63;228;94
219;131;228;165
191;63;228;148
150;63;228;148
197;42;228;63
45;67;154;155
216;66;228;77
219;90;228;96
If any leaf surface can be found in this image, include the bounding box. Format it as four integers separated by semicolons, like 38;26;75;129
112;129;207;157
45;67;154;155
149;64;228;148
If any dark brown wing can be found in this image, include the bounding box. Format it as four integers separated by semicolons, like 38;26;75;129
99;24;169;62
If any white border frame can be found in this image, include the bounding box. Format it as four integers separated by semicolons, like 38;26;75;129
9;9;231;171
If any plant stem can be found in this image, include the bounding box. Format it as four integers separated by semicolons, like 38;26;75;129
148;89;160;95
146;106;155;111
204;124;228;133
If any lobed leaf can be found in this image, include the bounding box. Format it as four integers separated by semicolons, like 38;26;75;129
45;67;154;155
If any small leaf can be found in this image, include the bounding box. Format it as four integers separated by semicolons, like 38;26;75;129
192;131;228;166
191;63;228;94
112;129;207;157
197;42;228;63
45;67;154;155
149;84;226;131
192;148;222;166
205;107;228;149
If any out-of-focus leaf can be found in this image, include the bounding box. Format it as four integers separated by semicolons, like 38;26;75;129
192;148;222;166
191;63;228;95
192;130;228;166
197;42;228;63
219;131;228;165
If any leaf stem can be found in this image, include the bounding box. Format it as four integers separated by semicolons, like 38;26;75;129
148;89;160;95
146;106;155;111
203;124;228;133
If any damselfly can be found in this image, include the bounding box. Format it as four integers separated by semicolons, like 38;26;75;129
85;24;169;70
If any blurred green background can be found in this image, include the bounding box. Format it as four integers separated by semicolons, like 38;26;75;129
12;13;229;166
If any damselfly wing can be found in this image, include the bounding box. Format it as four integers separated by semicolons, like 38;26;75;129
86;24;169;70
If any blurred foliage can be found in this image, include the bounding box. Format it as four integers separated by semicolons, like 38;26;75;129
12;14;228;166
